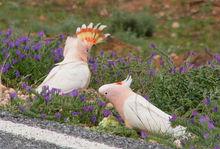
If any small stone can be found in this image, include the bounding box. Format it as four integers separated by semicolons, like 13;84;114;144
17;91;22;95
172;22;180;29
9;88;15;93
4;90;9;94
5;93;10;99
106;103;114;108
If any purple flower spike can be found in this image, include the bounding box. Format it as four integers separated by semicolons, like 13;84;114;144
203;97;211;105
192;110;198;117
32;42;42;51
15;70;20;78
79;95;86;102
199;115;210;124
102;109;112;117
140;131;148;139
6;28;12;37
69;90;78;97
213;106;218;113
179;66;187;74
169;114;177;122
91;115;97;123
59;34;65;39
82;105;94;112
98;101;106;107
55;112;62;119
214;54;220;64
33;54;41;61
115;114;124;124
214;145;220;149
149;43;156;49
71;111;80;116
208;121;215;130
9;92;17;100
38;31;45;37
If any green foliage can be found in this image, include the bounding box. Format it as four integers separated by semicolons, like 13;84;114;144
109;10;155;37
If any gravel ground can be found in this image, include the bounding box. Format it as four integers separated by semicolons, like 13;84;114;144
0;131;66;149
0;110;169;149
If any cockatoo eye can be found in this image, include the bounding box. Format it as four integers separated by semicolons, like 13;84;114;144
105;92;108;95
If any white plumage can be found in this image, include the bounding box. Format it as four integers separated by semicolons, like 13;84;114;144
123;94;186;137
36;37;90;94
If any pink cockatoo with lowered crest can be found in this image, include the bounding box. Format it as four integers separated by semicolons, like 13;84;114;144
98;76;187;138
36;23;110;94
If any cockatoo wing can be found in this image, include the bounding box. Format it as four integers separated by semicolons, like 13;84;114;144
36;61;90;94
123;94;186;137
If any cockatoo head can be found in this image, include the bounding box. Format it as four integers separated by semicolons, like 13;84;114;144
98;76;133;103
63;23;110;62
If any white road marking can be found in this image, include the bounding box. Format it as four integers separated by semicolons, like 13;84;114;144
0;119;119;149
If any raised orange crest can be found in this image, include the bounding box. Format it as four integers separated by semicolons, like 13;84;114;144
76;23;110;47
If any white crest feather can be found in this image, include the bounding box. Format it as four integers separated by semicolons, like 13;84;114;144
123;75;132;87
98;25;107;31
88;22;93;28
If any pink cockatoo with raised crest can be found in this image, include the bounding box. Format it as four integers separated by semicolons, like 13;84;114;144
36;23;110;94
98;76;187;138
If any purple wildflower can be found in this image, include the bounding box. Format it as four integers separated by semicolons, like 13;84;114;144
79;95;86;102
199;115;210;124
100;50;104;57
69;90;78;97
192;110;198;117
203;132;209;139
38;31;45;37
110;51;116;57
148;68;156;77
15;70;20;77
32;42;42;51
33;54;41;61
90;115;97;123
190;117;195;124
203;97;211;105
40;113;47;119
82;105;94;112
107;60;116;67
23;45;30;51
71;111;80;116
102;109;112;117
98;101;106;107
2;63;11;73
179;66;187;74
45;39;52;45
54;112;62;119
8;41;15;48
149;43;156;49
21;83;32;92
169;114;177;122
208;121;215;130
59;34;65;39
9;92;17;100
6;28;12;37
214;145;220;149
115;114;124;124
213;106;218;113
214;54;220;64
140;131;148;139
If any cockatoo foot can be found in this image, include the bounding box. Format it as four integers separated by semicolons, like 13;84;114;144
125;119;132;129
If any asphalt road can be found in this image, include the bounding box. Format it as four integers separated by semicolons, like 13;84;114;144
0;110;168;149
